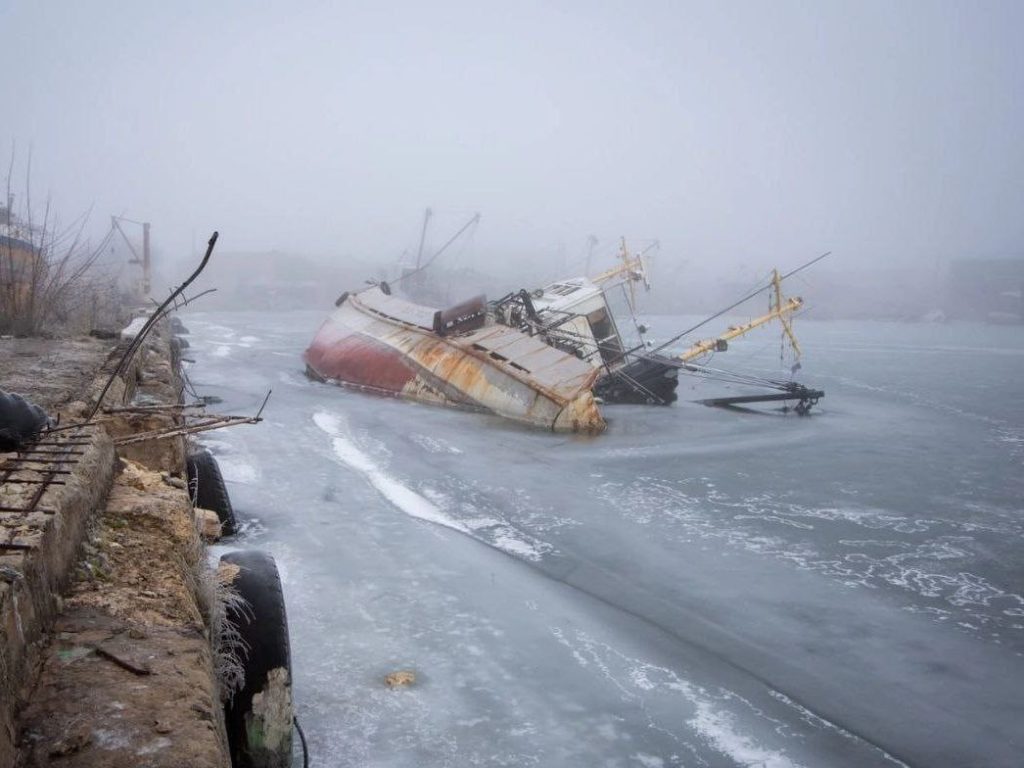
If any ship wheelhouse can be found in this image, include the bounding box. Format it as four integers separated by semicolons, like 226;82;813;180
519;277;627;368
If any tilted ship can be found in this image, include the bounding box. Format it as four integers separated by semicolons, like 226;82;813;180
304;241;824;433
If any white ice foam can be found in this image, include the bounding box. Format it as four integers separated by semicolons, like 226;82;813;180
314;411;469;534
631;754;664;768
552;626;809;768
688;702;802;768
314;412;552;561
312;411;341;436
218;458;259;484
199;438;232;454
491;532;545;561
410;433;463;454
212;345;232;357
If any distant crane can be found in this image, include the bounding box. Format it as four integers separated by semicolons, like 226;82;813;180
110;215;151;295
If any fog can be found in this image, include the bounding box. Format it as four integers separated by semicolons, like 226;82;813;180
2;1;1022;315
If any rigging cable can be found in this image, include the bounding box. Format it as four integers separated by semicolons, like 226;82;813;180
640;250;832;358
395;213;481;285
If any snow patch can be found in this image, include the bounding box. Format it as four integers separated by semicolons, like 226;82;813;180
120;316;148;339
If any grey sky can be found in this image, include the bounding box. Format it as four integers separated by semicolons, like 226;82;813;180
1;0;1021;274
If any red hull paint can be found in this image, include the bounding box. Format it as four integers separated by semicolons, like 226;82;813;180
304;323;415;395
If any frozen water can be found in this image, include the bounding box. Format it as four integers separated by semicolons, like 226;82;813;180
186;310;1024;767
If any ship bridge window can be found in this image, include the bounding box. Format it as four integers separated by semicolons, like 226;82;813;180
587;307;624;364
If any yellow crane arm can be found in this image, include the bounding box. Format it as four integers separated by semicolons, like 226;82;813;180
591;238;653;313
591;258;641;285
592;239;645;286
679;274;806;364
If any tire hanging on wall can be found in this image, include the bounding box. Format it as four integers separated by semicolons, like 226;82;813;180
221;550;294;768
186;448;239;535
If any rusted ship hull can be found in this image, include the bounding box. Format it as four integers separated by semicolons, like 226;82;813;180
304;288;605;433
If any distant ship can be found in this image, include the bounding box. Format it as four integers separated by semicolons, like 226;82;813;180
304;241;823;432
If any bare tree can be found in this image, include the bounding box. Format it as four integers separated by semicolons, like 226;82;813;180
1;152;118;336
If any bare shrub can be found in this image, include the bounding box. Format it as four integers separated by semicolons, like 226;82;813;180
1;153;120;337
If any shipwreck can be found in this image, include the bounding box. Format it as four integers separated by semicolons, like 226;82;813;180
304;241;824;433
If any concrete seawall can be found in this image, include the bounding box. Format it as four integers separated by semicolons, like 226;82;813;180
1;320;231;767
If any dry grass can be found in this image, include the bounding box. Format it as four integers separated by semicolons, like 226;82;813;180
207;563;250;702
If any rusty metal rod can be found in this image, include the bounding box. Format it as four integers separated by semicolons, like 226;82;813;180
92;644;152;676
2;458;79;465
13;450;86;456
0;478;67;485
102;403;206;414
113;415;262;445
97;231;219;415
255;389;273;419
42;421;111;434
0;469;73;476
33;431;95;438
6;439;81;510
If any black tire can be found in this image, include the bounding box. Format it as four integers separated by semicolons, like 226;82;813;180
0;389;51;451
186;449;238;535
221;550;294;768
170;336;187;362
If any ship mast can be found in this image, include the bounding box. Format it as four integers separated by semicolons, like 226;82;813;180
678;270;803;362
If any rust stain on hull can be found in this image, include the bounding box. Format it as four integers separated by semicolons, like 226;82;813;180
304;289;606;433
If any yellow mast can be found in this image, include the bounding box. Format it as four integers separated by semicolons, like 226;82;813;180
679;269;803;362
587;244;805;365
591;238;644;285
590;238;651;312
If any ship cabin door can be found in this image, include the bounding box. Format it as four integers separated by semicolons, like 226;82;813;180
586;305;624;365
